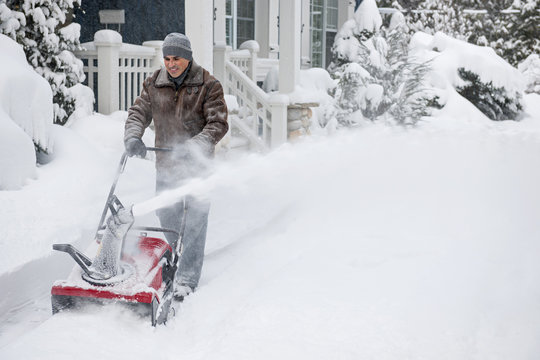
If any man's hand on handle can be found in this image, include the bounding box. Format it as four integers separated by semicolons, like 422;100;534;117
125;138;147;158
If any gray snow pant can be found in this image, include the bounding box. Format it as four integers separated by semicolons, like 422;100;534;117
155;188;210;290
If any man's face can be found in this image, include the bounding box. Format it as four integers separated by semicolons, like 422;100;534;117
164;56;190;78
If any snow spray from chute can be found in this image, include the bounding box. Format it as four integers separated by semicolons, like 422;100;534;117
131;147;296;217
132;177;208;217
132;169;235;217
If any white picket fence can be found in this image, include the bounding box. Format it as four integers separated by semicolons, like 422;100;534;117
74;30;162;114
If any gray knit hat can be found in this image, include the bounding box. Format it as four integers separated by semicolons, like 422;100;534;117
162;33;192;60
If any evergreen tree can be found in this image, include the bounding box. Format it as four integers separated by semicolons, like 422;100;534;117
407;0;469;40
0;0;84;126
461;0;512;60
327;3;436;127
504;0;539;66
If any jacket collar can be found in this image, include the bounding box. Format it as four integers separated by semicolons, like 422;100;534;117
155;61;204;88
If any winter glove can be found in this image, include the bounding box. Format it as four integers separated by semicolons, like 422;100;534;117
125;137;147;158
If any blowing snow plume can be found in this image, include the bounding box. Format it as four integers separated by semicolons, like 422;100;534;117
131;148;290;217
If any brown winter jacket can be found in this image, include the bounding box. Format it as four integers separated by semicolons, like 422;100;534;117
125;61;228;184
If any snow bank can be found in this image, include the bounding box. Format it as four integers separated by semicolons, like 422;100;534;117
0;34;54;189
0;109;36;189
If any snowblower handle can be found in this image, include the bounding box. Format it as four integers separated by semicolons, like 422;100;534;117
145;147;173;152
52;244;94;277
94;149;172;241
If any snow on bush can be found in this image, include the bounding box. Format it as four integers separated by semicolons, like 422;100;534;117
0;34;56;189
410;31;525;121
427;32;525;94
518;54;540;94
66;83;95;126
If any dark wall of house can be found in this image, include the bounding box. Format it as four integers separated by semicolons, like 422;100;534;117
75;0;185;44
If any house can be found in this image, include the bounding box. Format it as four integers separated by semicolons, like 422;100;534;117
74;0;363;148
77;0;360;70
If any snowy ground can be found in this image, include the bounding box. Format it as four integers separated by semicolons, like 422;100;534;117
1;90;540;359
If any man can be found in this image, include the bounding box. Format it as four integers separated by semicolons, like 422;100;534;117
124;32;228;299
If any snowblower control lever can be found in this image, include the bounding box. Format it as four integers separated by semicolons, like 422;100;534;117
52;244;94;277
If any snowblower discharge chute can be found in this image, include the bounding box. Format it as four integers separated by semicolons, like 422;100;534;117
51;150;183;326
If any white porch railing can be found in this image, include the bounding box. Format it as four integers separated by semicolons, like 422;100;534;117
228;40;279;83
224;59;288;150
74;30;162;114
213;40;287;150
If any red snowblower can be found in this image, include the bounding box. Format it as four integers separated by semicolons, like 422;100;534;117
51;149;184;326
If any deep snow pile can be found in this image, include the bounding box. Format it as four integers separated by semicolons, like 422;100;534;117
0;34;53;189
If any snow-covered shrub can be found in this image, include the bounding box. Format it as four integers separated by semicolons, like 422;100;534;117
327;1;436;127
0;34;55;189
0;0;84;126
456;68;523;120
518;54;540;94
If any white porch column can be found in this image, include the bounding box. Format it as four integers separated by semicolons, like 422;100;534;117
213;0;226;45
256;0;279;59
185;0;214;72
213;42;227;83
278;0;301;94
268;0;279;59
94;30;121;115
213;0;227;82
255;0;269;58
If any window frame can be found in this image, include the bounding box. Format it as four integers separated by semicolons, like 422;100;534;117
310;0;338;68
225;0;255;49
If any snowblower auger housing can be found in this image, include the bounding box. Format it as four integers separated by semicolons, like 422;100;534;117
51;149;184;326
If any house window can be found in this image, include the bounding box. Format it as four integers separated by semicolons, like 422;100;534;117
310;0;338;68
226;0;255;49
